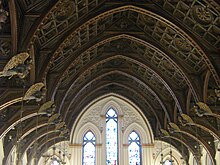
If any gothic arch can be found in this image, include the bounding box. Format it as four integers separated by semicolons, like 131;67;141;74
72;122;101;144
123;122;152;144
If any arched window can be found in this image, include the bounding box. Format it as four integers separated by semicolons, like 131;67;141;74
82;131;96;165
50;160;60;165
164;160;172;165
106;108;118;165
128;131;141;165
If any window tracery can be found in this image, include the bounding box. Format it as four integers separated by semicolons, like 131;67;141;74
128;131;141;165
82;131;96;165
106;108;118;165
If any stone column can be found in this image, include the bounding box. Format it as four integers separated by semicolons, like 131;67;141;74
142;143;154;165
123;144;129;165
96;143;102;165
69;143;82;165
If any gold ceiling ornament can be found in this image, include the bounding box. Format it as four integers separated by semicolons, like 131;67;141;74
193;102;213;117
160;129;170;137
0;52;32;79
167;122;180;133
55;122;66;131
48;113;61;124
38;101;56;117
174;37;192;53
59;129;69;137
23;82;46;102
192;5;214;25
193;102;220;120
178;114;194;126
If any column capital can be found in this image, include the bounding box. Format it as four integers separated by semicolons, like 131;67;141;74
142;143;154;147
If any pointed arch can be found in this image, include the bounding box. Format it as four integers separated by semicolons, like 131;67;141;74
128;131;142;165
82;131;96;165
105;108;118;165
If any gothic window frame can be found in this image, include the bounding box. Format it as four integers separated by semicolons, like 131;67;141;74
128;131;142;165
105;108;119;165
70;94;154;165
50;159;61;165
82;130;96;165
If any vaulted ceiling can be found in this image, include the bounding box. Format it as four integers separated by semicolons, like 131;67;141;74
0;0;219;164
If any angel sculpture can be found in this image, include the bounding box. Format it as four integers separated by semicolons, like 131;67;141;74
23;83;46;102
0;52;32;79
193;102;212;117
38;101;56;116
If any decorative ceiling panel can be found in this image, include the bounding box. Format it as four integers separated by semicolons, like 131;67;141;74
153;0;220;50
128;10;207;73
43;5;219;86
35;0;104;47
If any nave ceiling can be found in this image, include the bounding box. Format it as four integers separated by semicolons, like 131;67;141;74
0;0;220;164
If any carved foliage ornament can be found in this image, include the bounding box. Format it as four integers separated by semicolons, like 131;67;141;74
192;5;214;25
0;52;32;79
174;38;192;53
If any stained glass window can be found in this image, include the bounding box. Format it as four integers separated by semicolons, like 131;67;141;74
106;108;118;165
164;160;172;165
128;131;141;165
82;131;96;165
51;160;60;165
